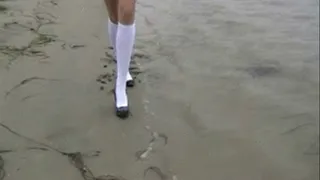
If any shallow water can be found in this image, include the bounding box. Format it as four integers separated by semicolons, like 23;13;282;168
0;0;319;179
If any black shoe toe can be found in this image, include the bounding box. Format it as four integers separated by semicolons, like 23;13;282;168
116;106;129;119
126;80;135;87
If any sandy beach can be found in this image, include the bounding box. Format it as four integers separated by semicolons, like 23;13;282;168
0;0;319;179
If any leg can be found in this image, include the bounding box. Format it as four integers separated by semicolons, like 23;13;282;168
105;0;134;87
104;0;118;56
104;0;118;23
114;0;136;119
118;0;136;25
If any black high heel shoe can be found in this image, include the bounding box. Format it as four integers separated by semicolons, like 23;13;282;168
113;89;129;119
126;79;135;87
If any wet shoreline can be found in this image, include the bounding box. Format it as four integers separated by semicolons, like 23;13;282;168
1;0;319;179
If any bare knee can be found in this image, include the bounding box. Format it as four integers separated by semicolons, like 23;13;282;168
104;0;118;23
109;13;118;23
118;0;135;25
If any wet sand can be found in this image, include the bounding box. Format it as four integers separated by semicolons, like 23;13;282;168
0;0;319;179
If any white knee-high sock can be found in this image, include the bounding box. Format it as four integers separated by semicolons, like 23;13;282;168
108;19;133;81
115;23;135;107
108;19;118;57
